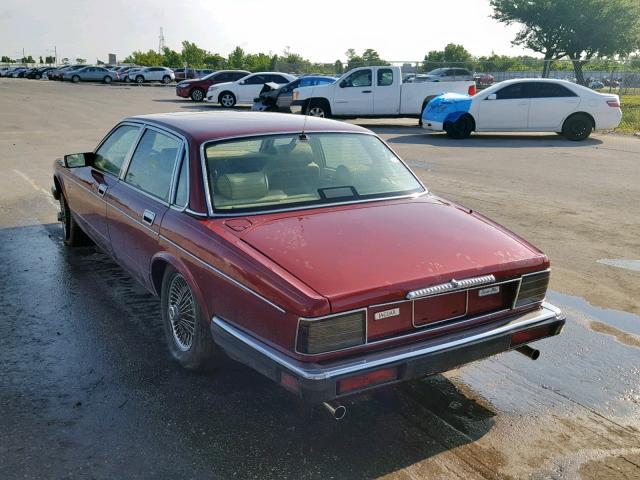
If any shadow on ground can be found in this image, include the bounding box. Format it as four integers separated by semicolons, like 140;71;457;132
0;223;497;479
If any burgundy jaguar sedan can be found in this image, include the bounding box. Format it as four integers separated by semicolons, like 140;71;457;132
52;112;564;415
175;70;250;102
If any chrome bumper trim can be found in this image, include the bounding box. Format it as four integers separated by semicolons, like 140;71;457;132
212;302;564;381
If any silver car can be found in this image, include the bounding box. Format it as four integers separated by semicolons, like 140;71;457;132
421;68;474;82
64;66;118;84
128;67;174;84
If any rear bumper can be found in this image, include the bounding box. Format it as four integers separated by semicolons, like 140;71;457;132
211;302;565;403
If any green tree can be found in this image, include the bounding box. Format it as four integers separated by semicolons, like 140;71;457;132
162;47;182;68
123;49;164;66
345;49;388;70
181;41;207;67
45;56;55;64
227;46;246;69
423;43;472;71
1;56;14;63
39;56;43;64
203;53;226;69
75;58;86;64
491;0;640;83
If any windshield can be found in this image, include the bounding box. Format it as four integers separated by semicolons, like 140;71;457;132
204;133;424;213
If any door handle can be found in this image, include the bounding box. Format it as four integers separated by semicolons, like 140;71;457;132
97;183;107;196
362;90;372;93
142;209;156;226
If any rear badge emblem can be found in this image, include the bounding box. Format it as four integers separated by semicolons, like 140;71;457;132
374;308;400;320
478;286;500;297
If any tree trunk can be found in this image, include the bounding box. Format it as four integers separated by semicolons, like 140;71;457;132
542;60;551;78
572;58;586;85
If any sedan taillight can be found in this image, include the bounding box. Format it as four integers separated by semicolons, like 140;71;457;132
607;100;621;108
296;311;366;354
468;84;476;96
514;271;550;308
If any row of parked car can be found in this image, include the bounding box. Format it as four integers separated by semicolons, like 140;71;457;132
0;64;176;84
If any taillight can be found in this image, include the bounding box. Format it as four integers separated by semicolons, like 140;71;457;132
607;100;621;108
514;270;550;308
337;367;398;395
296;310;366;354
468;84;476;96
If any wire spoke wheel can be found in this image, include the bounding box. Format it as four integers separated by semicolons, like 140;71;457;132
168;274;196;351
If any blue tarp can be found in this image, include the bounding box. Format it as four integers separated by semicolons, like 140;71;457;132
422;93;472;126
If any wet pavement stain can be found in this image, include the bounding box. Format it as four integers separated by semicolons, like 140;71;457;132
597;258;640;273
589;321;640;348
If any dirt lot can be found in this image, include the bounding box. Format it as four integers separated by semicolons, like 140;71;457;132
1;79;639;479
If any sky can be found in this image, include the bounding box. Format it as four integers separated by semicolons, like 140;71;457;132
0;0;533;63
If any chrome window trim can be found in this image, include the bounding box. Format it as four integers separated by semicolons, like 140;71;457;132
158;233;286;314
199;130;428;218
212;302;564;381
294;308;368;356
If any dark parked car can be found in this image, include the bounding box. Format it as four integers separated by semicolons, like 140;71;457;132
25;67;56;79
48;64;87;81
252;75;337;112
175;70;250;101
52;112;564;416
422;67;474;82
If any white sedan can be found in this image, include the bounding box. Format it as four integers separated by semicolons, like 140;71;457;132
422;78;622;141
206;72;296;107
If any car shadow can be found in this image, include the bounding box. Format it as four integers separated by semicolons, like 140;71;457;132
363;126;604;148
2;222;498;479
153;98;252;110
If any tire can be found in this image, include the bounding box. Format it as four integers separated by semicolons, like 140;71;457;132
190;88;205;102
35;74;41;80
562;114;593;141
162;75;171;84
161;267;216;370
136;75;144;84
219;91;236;108
71;75;80;83
444;115;473;139
103;76;112;84
58;194;88;246
305;100;330;118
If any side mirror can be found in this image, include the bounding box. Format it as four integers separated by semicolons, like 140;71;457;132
486;93;497;100
64;152;95;168
339;80;346;88
239;80;245;85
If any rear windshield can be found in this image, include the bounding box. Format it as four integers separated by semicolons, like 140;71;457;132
203;133;424;213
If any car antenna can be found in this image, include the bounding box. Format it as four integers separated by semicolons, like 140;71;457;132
299;80;315;141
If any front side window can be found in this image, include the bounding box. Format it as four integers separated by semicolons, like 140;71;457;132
495;83;528;100
245;75;266;85
204;133;423;213
342;69;372;88
377;69;393;86
94;125;141;176
124;129;181;201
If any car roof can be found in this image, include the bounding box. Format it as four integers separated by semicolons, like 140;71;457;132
125;111;369;144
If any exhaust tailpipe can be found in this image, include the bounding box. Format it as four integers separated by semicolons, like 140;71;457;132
516;344;540;360
323;401;347;420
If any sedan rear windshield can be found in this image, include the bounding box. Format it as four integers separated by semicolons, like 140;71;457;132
203;133;424;213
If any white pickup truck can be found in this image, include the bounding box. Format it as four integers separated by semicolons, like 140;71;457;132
290;66;476;121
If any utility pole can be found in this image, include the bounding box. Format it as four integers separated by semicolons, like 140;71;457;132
55;46;57;65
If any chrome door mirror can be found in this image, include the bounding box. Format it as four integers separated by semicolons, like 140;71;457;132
486;93;497;100
64;152;95;168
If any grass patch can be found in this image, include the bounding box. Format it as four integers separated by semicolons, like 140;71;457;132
618;95;640;133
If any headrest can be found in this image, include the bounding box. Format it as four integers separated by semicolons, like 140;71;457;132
216;171;268;200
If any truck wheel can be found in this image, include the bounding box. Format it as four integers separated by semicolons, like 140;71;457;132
444;115;473;139
305;100;330;118
190;88;205;101
161;267;217;370
562;114;593;141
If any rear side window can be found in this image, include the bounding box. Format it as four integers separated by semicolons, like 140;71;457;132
124;129;181;201
94;125;141;176
495;83;528;100
377;69;393;86
529;82;577;98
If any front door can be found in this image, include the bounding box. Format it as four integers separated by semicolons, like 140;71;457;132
477;82;531;130
65;123;142;253
238;74;268;103
106;126;183;288
333;68;374;116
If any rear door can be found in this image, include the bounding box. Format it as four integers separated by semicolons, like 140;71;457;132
106;126;184;287
477;82;531;130
333;68;374;115
527;82;580;130
373;67;399;115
